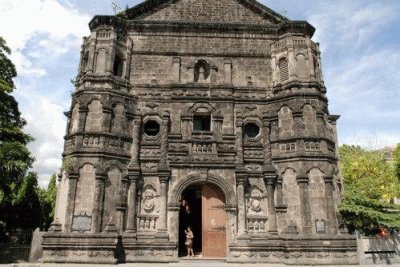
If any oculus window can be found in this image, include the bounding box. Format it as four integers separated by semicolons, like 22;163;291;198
244;123;260;138
144;120;160;136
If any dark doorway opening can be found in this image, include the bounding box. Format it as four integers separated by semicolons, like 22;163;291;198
179;185;202;257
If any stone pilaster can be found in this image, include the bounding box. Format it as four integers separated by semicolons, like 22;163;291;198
306;38;315;79
213;112;223;141
125;171;139;233
173;57;181;83
103;107;113;133
78;42;85;75
181;115;191;139
224;59;232;84
297;175;312;235
287;38;297;79
125;39;133;80
157;173;170;239
324;175;338;234
276;181;284;209
106;40;116;75
262;118;278;234
264;175;278;235
236;174;249;238
64;172;78;233
77;106;88;133
128;115;141;169
86;32;96;74
91;172;106;233
116;188;127;233
159;111;170;169
235;114;244;165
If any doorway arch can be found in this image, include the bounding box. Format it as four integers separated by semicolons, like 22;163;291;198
178;183;227;258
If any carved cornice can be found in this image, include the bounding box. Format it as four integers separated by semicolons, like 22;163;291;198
89;14;314;37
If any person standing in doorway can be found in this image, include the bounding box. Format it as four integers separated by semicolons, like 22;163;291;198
184;226;194;257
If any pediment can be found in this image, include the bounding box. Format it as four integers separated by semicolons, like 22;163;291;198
124;0;287;24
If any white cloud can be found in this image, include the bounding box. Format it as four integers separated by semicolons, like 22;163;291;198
23;96;67;187
309;1;398;52
0;0;91;187
326;48;400;103
0;0;90;77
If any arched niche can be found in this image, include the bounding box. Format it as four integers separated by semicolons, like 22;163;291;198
85;100;103;132
307;167;327;233
70;103;80;134
74;163;96;217
296;53;309;79
111;103;126;134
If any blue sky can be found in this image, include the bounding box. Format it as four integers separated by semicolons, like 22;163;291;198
1;0;399;187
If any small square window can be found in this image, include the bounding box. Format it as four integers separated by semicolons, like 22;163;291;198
193;115;211;131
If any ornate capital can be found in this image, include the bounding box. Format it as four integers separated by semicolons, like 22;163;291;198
296;175;309;184
95;172;107;180
323;175;334;183
159;177;170;184
68;172;79;180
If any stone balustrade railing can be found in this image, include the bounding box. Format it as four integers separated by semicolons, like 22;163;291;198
137;215;158;231
247;215;268;233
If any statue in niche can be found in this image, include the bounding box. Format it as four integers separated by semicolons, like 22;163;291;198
247;187;264;215
194;60;210;83
142;186;156;213
198;67;206;81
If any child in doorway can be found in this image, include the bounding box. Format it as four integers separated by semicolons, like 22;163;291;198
184;226;194;257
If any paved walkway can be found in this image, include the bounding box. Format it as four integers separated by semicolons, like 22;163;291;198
3;261;400;267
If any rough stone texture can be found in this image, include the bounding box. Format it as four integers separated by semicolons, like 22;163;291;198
29;228;44;263
41;0;356;264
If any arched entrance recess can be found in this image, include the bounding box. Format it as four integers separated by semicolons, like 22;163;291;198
179;183;227;258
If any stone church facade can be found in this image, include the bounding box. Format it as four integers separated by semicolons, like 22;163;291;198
42;0;358;264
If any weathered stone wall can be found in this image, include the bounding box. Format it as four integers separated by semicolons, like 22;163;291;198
129;34;272;86
55;171;69;231
74;164;95;217
43;0;354;264
142;0;271;24
102;167;122;231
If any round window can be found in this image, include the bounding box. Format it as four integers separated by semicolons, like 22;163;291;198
244;123;260;138
144;120;160;136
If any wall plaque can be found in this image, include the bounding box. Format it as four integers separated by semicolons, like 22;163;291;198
72;212;92;232
315;219;326;234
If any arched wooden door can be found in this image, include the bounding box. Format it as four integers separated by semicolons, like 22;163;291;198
202;183;226;257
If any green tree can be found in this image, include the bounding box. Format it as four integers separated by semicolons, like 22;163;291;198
10;172;41;229
0;36;35;237
338;145;400;233
38;174;57;230
394;143;400;182
0;36;34;197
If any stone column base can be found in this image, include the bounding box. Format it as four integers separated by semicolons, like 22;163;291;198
122;234;178;262
227;234;359;265
41;232;118;264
